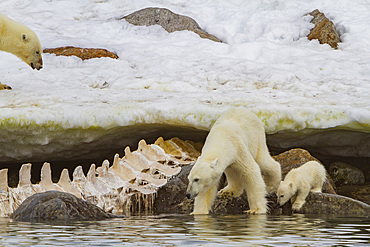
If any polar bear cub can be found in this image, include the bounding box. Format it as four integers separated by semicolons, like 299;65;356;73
277;161;326;211
186;108;281;215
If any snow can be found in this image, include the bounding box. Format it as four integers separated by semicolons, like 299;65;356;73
0;0;369;162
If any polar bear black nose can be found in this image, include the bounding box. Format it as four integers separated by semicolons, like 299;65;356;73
186;193;191;199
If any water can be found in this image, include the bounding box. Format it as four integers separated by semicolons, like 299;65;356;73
0;214;369;246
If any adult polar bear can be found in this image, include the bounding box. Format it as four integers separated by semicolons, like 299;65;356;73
186;108;281;214
0;13;43;89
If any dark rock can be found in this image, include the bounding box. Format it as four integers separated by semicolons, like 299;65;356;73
273;148;336;194
329;161;366;186
121;7;222;42
307;9;341;49
155;165;192;214
213;193;282;215
10;191;123;222
43;46;119;60
336;183;370;205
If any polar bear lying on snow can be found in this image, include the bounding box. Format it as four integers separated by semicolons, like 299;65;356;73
186;108;281;214
277;161;326;211
0;13;43;90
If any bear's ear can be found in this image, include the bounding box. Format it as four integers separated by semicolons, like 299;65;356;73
22;33;29;42
289;183;293;188
210;158;218;169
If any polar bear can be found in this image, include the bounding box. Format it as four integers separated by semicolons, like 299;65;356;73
186;108;282;215
277;161;326;211
0;13;43;90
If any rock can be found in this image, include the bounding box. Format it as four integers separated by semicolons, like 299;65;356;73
43;46;119;60
273;148;336;194
307;9;341;49
298;192;370;216
336;183;370;205
10;191;122;222
329;161;366;186
154;165;192;214
121;7;222;43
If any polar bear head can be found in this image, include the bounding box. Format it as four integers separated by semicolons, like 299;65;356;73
186;158;221;199
0;14;43;70
17;31;43;70
276;181;294;206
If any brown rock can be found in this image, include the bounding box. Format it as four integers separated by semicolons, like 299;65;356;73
273;148;336;194
307;9;341;49
43;46;118;60
121;7;222;43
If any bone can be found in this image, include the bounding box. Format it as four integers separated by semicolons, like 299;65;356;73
110;154;136;183
154;137;183;159
13;164;38;207
104;157;159;194
73;165;86;183
39;162;63;192
170;137;201;158
98;160;127;189
0;169;8;191
86;164;111;195
58;169;82;198
136;173;168;187
0;169;11;217
123;146;152;172
0;137;197;217
138;139;168;163
18;163;32;187
124;146;180;177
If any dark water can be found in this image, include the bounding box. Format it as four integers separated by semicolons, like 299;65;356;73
0;214;369;246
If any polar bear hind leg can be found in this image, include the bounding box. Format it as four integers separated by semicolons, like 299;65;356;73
310;187;322;193
239;151;267;214
310;178;325;193
255;148;282;194
219;164;244;198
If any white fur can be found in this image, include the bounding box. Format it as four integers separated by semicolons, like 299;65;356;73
186;108;281;215
277;161;326;211
0;13;43;70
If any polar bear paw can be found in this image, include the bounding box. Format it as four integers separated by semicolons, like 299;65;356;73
292;201;304;211
0;82;12;90
218;187;242;198
245;208;266;215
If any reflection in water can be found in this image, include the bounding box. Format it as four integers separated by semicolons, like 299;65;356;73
0;214;369;246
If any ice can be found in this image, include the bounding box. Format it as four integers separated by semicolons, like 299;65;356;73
0;0;369;162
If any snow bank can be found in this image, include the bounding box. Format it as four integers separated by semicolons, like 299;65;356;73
0;0;369;162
